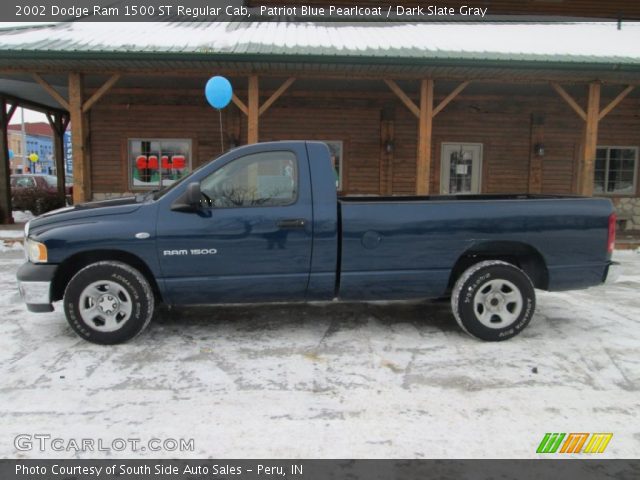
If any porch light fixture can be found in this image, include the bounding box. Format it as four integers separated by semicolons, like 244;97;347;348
534;143;545;157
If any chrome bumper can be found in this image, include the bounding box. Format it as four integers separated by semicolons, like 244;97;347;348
18;281;54;312
16;262;56;313
604;261;622;284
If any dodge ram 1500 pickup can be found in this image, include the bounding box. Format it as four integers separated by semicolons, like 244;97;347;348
17;141;618;344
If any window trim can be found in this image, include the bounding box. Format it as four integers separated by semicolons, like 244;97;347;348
200;150;299;210
594;145;638;196
128;138;192;191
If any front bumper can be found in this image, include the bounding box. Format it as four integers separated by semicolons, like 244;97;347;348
604;261;621;285
16;262;57;312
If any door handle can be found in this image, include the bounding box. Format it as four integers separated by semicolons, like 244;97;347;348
277;218;306;229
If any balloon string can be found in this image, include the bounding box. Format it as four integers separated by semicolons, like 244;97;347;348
219;109;225;153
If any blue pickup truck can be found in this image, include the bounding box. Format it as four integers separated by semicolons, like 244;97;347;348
17;141;618;344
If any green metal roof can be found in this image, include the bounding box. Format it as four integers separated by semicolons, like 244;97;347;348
0;21;639;79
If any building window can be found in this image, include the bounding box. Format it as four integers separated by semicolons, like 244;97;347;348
129;138;192;190
322;140;343;190
594;147;638;195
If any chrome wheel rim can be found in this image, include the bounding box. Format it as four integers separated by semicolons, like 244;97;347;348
473;279;523;329
78;280;133;332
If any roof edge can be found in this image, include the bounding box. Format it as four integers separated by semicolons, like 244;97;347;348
1;49;640;73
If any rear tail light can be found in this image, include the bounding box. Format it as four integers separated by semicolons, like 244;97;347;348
607;213;616;254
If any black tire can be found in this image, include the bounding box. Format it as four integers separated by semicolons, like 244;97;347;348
63;261;155;344
451;260;535;341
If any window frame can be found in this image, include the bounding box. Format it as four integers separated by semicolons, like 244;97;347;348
128;138;193;191
594;146;638;196
199;150;299;209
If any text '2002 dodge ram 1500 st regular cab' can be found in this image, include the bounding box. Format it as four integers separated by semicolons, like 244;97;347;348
18;141;618;344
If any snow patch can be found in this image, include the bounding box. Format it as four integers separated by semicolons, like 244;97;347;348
0;241;23;252
12;210;34;223
0;230;23;239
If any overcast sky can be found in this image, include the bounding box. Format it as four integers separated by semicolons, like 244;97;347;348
8;107;47;125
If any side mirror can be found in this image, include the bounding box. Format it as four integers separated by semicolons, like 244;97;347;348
171;182;202;212
185;182;201;206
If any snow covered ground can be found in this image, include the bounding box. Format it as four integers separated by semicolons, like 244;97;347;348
0;246;638;459
12;210;34;223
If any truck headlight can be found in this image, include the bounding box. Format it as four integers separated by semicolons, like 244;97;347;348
26;239;48;263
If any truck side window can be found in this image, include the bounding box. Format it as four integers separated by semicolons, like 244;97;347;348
200;151;297;208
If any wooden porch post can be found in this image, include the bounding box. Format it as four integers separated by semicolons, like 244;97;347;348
551;82;627;197
384;79;467;196
69;73;90;204
231;76;295;147
0;98;17;224
416;79;434;195
247;75;259;144
47;112;70;200
580;82;601;196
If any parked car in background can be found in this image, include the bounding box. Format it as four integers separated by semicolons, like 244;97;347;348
65;177;74;203
10;174;72;214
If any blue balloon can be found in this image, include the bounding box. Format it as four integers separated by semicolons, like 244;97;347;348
205;76;233;109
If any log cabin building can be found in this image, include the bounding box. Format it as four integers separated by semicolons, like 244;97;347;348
0;1;640;229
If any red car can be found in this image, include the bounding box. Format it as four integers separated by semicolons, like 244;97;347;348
10;174;72;214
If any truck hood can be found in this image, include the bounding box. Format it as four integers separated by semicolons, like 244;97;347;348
28;196;144;233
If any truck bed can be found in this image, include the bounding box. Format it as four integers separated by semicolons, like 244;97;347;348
336;195;612;300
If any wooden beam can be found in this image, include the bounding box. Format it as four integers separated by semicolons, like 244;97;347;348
384;79;420;119
579;82;601;196
551;83;586;121
46;113;67;199
82;74;121;113
416;79;434;195
0;93;67;117
232;94;248;116
259;77;295;116
6;103;18;123
432;81;470;117
247;75;259;144
46;112;59;135
69;72;90;203
599;85;634;121
7;64;640;85
0;98;13;223
32;73;70;111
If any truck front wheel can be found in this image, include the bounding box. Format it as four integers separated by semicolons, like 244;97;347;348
451;260;536;341
63;261;155;344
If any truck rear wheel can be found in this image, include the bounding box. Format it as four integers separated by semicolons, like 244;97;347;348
63;261;155;344
451;260;535;341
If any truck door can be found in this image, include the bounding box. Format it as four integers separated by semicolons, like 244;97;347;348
156;144;313;304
